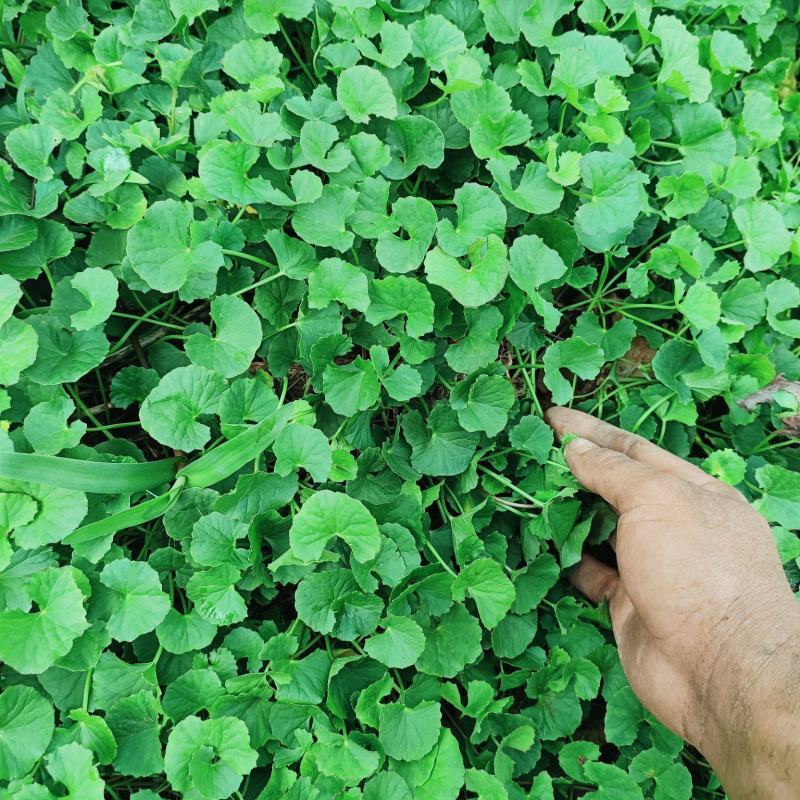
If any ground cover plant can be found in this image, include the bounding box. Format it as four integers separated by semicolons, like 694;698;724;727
0;0;799;797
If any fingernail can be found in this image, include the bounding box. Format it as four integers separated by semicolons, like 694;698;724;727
566;437;596;454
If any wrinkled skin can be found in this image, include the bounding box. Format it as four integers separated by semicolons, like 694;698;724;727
546;407;800;800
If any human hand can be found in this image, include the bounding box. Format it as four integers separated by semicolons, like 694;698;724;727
546;407;800;799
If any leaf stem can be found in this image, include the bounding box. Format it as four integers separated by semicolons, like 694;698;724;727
67;385;114;441
477;467;545;508
222;249;278;270
278;20;316;86
82;668;92;710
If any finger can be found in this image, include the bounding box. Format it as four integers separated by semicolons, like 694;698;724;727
569;553;619;604
563;437;662;512
570;554;635;635
547;407;745;503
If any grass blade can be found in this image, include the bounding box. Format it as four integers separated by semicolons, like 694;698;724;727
0;451;180;494
63;478;186;546
178;400;312;488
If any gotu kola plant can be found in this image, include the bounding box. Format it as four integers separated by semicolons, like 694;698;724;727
0;0;799;798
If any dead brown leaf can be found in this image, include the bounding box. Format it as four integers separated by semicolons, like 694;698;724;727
738;374;800;436
616;336;657;378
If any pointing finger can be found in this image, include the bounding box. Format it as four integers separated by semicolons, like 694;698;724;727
547;406;746;503
563;437;663;513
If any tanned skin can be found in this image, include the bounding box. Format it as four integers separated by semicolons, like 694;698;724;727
546;407;800;800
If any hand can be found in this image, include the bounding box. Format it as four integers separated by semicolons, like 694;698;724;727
546;407;800;799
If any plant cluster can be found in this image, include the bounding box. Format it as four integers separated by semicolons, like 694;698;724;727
0;0;799;798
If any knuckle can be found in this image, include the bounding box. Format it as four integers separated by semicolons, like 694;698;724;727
622;473;695;514
591;449;629;472
613;430;646;457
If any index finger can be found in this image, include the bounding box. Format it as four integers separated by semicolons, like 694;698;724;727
546;407;746;502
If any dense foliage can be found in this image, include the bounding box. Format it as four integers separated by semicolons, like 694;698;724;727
1;0;799;797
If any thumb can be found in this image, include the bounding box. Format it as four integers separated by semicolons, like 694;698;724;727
564;437;662;513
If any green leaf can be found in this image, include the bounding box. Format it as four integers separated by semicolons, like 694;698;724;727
755;463;800;528
157;609;217;655
513;553;560;613
273;424;331;482
364;772;413;800
379;700;442;761
0;686;54;780
410;14;467;70
366;276;435;337
313;728;380;785
402;405;480;477
743;91;783;146
0;316;38;385
766;279;800;337
5;124;59;181
62;709;117;766
721;157;761;200
140;365;228;451
127;200;224;294
678;282;720;330
1;478;86;546
243;0;312;33
165;716;257;800
445;307;503;374
186;294;262;378
0;275;22;322
574;152;647;252
170;0;217;22
292;184;358;252
629;749;692;800
488;159;564;214
364;615;426;667
45;742;105;800
185;564;247;625
198;140;274;205
106;691;163;776
383;116;445;180
675;103;735;177
376;197;437;273
436;183;506;257
295;568;380;637
26;316;108;385
190;512;250;568
655;173;707;219
323;358;381;417
732;201;791;271
543;337;606;405
24;396;86;454
584;762;644;800
0;566;88;674
222;38;282;85
337;65;398;123
99;558;170;641
653;15;710;103
451;374;515;436
605;686;645;746
392;728;465;800
425;235;509;307
289;489;381;563
509;415;554;464
308;258;370;312
453;557;516;628
509;234;567;294
57;267;119;330
465;768;508;800
709;30;752;74
417;604;483;677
